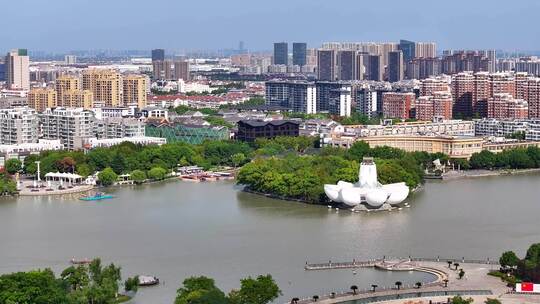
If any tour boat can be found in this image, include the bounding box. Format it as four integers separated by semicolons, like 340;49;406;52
79;192;113;201
138;275;160;286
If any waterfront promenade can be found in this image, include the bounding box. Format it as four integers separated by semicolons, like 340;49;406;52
294;257;540;304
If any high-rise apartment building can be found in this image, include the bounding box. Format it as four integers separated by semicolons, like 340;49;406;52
421;77;451;96
415;92;453;121
151;49;165;62
328;87;352;117
265;80;316;113
317;50;336;81
452;72;475;118
82;69;123;107
62;90;94;109
407;58;441;79
5;49;30;90
152;60;173;80
64;55;77;65
388;51;404;82
487;93;528;119
0;107;39;144
173;60;190;81
273;42;288;65
55;75;81;106
123;75;148;108
382;92;414;119
292;43;307;66
526;78;540;118
356;88;378;118
415;42;437;58
28;88;57;112
40;107;94;150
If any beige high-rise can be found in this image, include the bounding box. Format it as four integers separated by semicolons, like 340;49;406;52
5;49;30;90
28;88;57;112
55;75;80;106
62;90;94;109
82;69;123;107
123;75;148;108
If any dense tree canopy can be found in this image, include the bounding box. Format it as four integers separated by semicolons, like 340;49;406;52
237;141;437;204
0;258;132;304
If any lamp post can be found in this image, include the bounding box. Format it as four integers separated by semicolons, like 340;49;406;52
35;161;41;186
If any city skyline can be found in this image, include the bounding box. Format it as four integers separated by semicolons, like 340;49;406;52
3;0;540;53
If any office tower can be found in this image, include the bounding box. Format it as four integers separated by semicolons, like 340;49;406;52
173;60;190;80
337;50;356;80
421;77;450;96
0;108;39;144
452;72;474;118
152;60;173;80
62;90;94;109
273;42;288;65
487;93;528;119
382;92;414;119
40;107;94;150
82;69;123;107
64;55;77;65
5;49;30;90
388;51;404;82
55;75;81;106
292;43;307;66
317;50;336;81
28;88;57;112
415;92;453;121
415;42;437;58
366;55;383;81
151;49;165;62
265;80;316;113
356;88;378;118
399;40;415;63
0;62;5;81
123;75;148;108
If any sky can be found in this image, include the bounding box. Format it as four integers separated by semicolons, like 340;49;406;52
2;0;540;53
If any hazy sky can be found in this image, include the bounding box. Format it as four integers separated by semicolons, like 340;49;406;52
3;0;540;53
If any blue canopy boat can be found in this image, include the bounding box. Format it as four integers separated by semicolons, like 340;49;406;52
79;192;113;201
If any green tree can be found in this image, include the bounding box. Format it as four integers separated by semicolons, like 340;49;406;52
499;251;520;268
0;269;69;304
98;167;118;186
231;153;246;168
229;275;281;304
76;163;92;178
469;150;496;169
147;167;168;180
346;141;370;161
124;276;139;292
458;269;465;279
484;298;502;304
111;153;127;174
175;276;227;304
4;158;22;175
56;156;76;173
130;170;147;185
451;296;474;304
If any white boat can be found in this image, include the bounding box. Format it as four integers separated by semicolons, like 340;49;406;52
138;275;159;286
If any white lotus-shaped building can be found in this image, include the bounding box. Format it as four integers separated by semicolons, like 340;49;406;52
324;157;409;208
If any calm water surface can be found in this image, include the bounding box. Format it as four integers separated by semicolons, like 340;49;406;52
1;174;540;303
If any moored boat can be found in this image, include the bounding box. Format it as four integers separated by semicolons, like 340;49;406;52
79;192;113;201
138;275;159;286
71;258;91;265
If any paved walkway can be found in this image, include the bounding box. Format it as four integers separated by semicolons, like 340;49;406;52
294;260;535;304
